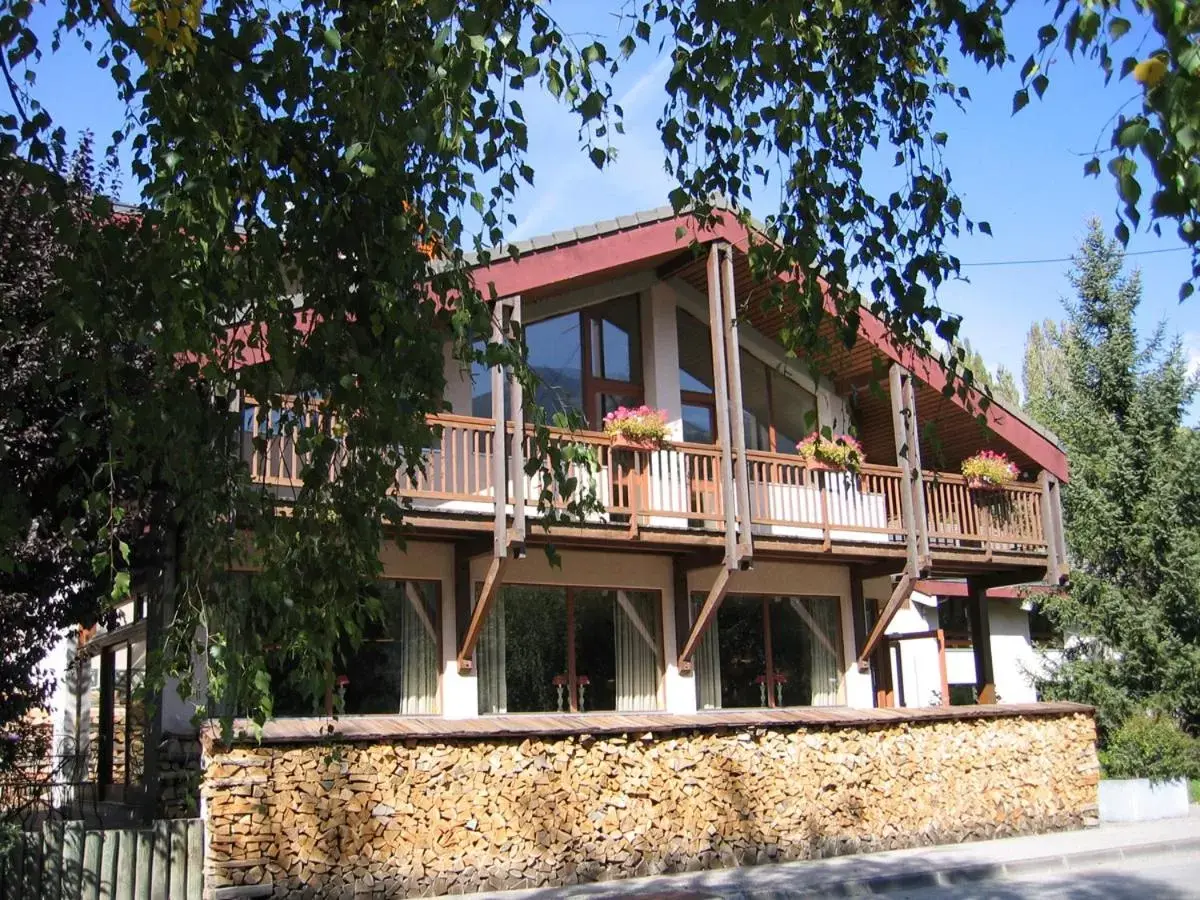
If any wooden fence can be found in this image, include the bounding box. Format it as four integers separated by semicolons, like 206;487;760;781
1;819;203;900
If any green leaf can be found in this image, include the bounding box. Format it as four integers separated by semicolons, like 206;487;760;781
978;221;992;236
322;27;342;51
588;147;606;169
1117;120;1147;148
1084;157;1101;177
1032;74;1049;98
1012;88;1030;115
111;570;130;603
1108;17;1131;40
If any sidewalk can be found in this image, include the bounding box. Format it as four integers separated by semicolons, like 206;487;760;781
444;807;1200;899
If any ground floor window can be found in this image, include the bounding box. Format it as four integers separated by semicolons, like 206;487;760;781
476;585;662;714
229;576;441;717
693;594;842;709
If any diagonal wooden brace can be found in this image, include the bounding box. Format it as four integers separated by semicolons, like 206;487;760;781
856;569;915;670
677;567;733;673
456;556;508;675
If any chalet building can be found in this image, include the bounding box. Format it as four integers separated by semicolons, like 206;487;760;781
47;204;1097;897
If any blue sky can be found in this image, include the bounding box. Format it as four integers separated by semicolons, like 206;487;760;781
16;3;1199;415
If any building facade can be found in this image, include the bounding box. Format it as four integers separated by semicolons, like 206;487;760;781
46;205;1095;896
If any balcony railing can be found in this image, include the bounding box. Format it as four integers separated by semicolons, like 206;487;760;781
244;412;1048;558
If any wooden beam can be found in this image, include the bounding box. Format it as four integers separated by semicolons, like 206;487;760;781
1049;474;1068;583
1038;470;1061;584
857;569;915;668
889;365;920;576
720;244;753;564
678;566;733;671
457;556;509;674
849;567;869;657
672;555;692;668
454;542;473;649
966;577;996;703
507;297;526;546
706;244;738;569
491;308;507;559
902;371;931;571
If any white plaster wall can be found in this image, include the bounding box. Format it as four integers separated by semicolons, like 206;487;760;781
442;340;473;416
864;579;1043;706
642;282;684;441
988;600;1039;704
380;540;470;716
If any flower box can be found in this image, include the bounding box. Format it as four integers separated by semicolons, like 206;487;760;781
603;405;670;449
796;432;864;475
961;451;1019;490
609;433;662;451
966;476;1008;492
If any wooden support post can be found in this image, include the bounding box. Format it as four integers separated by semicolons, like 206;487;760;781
507;297;526;549
1050;474;1068;583
457;556;508;674
857;569;915;668
888;365;920;577
720;244;753;565
672;556;692;671
936;627;950;706
1038;470;1061;583
454;542;473;649
849;568;868;657
707;244;738;569
491;307;508;559
901;373;931;570
678;567;732;670
966;577;996;703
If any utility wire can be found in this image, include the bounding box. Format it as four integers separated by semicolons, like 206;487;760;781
960;246;1189;268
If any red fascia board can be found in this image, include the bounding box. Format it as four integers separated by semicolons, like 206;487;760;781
469;216;739;300
914;580;1059;600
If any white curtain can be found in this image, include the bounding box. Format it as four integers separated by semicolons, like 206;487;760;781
691;595;722;710
398;582;440;714
789;597;841;706
614;591;662;711
476;592;507;714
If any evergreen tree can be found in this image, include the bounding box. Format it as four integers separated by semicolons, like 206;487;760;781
1031;219;1200;738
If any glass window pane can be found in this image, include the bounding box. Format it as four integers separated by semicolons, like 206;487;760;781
592;295;641;384
573;590;617;712
527;313;584;417
714;595;767;709
493;586;568;713
740;352;771;451
682;403;715;443
337;581;440;715
771;374;818;453
770;596;842;707
677;309;714;394
612;591;662;712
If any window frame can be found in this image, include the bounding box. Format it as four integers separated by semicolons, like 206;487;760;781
696;591;845;709
476;582;665;714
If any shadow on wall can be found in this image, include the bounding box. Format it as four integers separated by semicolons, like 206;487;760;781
449;856;1192;900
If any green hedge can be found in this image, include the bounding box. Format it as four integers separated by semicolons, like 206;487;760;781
1100;713;1200;783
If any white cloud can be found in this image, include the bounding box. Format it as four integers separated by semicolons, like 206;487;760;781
1185;332;1200;379
508;55;675;242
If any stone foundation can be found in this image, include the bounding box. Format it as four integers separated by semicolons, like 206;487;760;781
202;706;1098;897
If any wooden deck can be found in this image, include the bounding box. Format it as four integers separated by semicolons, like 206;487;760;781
208;701;1093;746
243;412;1055;568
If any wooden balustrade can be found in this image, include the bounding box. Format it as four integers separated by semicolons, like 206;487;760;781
240;412;1050;557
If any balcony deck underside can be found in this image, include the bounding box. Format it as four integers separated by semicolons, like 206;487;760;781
390;508;1049;579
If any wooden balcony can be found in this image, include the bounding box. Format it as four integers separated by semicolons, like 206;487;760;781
244;412;1056;570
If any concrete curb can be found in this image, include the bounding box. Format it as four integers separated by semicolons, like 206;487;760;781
729;835;1200;899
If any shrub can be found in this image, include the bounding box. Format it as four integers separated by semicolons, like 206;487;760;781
1100;713;1200;783
961;450;1019;487
796;432;863;473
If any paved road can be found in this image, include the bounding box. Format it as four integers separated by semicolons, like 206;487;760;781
889;850;1200;899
